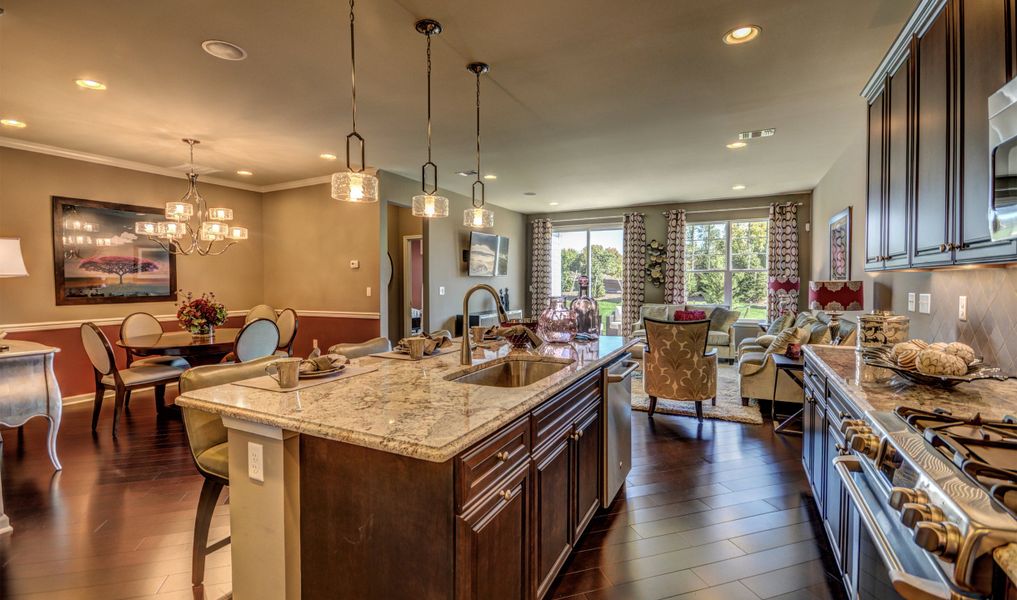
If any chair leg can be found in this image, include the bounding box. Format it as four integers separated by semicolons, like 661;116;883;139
91;380;105;432
695;401;704;422
193;478;225;586
712;396;717;406
154;385;166;413
647;395;657;418
123;390;132;410
112;386;127;439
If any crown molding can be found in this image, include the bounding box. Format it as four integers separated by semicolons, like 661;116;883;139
259;175;332;193
860;0;947;101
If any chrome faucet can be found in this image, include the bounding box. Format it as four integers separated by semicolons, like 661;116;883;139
461;283;509;365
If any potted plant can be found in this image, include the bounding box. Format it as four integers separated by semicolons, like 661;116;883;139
176;291;228;339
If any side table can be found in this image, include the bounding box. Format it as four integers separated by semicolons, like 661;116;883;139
770;353;805;435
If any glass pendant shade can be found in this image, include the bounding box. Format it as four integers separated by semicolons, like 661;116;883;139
165;201;194;221
200;221;229;241
412;194;449;218
135;222;158;236
157;222;188;239
331;170;379;203
207;207;234;221
227;226;249;240
464;207;494;228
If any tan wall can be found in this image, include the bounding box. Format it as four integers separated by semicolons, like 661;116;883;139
385;203;422;341
0;147;264;324
261;183;381;314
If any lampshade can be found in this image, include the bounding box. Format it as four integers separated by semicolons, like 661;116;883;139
464;207;494;229
412;194;449;218
809;280;863;311
0;238;28;278
331;170;379;203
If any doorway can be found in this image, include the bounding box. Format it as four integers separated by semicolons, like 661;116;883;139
403;235;423;338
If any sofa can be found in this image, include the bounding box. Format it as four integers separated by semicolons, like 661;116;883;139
630;303;741;361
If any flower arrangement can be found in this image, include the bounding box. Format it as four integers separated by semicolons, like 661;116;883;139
176;290;228;336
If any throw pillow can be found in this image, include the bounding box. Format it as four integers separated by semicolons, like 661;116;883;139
793;311;813;328
674;309;706;321
765;314;792;336
809;323;831;345
768;327;800;355
708;306;741;334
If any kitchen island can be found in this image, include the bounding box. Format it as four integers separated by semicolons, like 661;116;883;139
175;336;638;600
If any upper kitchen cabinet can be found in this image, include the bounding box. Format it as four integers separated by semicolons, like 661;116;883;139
863;0;1017;271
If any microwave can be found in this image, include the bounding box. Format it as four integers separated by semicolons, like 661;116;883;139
989;77;1017;241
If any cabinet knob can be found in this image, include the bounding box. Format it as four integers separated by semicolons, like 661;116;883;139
913;521;961;561
834;443;847;454
499;489;512;500
888;487;928;511
900;502;945;528
939;243;948;253
495;451;510;462
577;429;584;439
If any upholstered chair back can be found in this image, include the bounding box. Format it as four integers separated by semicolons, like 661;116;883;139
120;312;163;341
643;318;717;402
275;308;298;351
328;336;391;359
234;319;280;362
80;322;115;376
244;304;277;324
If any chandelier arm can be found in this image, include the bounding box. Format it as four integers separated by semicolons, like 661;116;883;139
204;241;237;257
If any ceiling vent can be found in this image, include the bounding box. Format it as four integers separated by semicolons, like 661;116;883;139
738;128;775;140
456;170;478;177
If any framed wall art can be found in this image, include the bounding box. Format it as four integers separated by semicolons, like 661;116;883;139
828;207;852;281
52;196;177;305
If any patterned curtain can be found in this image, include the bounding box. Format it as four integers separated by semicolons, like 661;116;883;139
530;219;553;318
767;202;800;320
663;209;686;304
621;213;647;336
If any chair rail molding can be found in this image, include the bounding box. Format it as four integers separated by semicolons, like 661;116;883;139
1;309;381;333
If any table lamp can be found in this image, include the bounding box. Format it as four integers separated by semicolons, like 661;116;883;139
808;280;863;332
0;237;29;344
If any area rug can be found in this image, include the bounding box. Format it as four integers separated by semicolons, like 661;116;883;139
631;364;763;425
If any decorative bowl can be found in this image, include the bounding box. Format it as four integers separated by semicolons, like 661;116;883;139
861;346;1009;389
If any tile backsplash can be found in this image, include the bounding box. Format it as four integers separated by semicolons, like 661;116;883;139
870;266;1017;374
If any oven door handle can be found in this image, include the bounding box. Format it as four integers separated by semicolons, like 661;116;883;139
833;456;952;600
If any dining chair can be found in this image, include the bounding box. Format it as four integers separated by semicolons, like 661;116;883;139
274;308;299;356
643;317;717;421
244;304;277;324
119;312;190;369
179;356;277;586
81;322;187;438
222;318;280;363
327;336;391;359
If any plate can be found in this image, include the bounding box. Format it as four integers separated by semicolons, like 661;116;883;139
299;365;346;379
862;347;1009;388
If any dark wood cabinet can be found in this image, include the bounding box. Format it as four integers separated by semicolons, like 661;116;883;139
866;0;1017;271
532;431;572;599
456;465;531;600
572;405;601;540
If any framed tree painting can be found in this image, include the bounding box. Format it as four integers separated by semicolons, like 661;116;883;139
52;196;177;305
828;207;852;281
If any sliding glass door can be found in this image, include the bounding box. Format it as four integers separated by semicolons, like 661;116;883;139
551;225;624;334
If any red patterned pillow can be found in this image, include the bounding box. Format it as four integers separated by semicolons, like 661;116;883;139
674;309;706;321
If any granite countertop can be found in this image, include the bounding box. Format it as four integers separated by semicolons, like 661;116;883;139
176;336;638;463
803;344;1017;421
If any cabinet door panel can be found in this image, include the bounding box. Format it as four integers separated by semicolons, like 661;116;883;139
866;91;887;269
533;433;572;599
572;407;601;541
886;58;912;268
914;8;954;266
802;386;817;487
955;0;1017;262
810;407;827;513
456;466;529;600
824;416;846;569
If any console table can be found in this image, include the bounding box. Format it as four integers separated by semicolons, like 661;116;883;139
0;340;63;534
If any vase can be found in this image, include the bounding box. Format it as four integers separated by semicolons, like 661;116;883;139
188;324;215;340
569;276;600;338
857;312;909;349
538;297;578;343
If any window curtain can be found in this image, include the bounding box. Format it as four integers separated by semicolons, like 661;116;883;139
530;219;553;317
621;213;646;335
767;202;800;320
663;209;686;304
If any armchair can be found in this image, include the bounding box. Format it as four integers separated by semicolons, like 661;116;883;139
643;318;717;421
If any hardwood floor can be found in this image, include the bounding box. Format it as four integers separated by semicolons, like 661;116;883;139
0;393;844;599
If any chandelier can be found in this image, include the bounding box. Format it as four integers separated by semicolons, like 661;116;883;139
464;62;494;228
134;138;247;256
331;0;379;203
411;19;448;218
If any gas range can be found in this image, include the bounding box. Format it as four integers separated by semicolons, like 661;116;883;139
839;407;1017;598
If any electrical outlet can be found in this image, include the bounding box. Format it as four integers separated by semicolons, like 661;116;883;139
439;286;446;296
959;296;968;321
366;286;372;297
247;442;264;483
919;293;932;314
349;259;360;269
907;292;916;312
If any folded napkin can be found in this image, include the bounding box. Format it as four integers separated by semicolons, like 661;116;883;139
396;331;453;355
299;353;348;373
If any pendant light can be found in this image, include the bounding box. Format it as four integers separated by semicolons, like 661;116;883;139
464;62;494;228
411;19;449;219
331;0;379;203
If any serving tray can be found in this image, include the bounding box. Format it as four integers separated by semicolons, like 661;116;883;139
862;346;1009;388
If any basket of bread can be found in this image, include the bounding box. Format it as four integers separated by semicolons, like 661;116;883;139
862;340;1008;388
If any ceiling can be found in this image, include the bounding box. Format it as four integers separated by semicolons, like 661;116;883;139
0;0;916;213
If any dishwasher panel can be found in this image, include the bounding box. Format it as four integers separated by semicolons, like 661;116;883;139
602;355;637;508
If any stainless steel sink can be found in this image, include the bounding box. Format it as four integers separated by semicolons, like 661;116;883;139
449;358;572;388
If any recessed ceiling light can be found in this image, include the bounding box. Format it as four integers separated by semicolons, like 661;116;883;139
201;39;248;61
484;174;497;180
319;153;337;160
1;118;26;128
456;170;477;177
549;202;559;206
723;25;761;45
236;170;254;176
726;141;747;149
75;79;106;90
732;184;747;191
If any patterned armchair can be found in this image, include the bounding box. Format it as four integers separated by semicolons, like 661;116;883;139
643;318;718;421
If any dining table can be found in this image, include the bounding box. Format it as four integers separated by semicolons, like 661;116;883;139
117;328;241;367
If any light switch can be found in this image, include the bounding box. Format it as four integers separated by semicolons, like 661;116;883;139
907;293;916;312
439;286;446;296
919;293;932;314
248;442;264;483
350;259;360;269
959;296;968;321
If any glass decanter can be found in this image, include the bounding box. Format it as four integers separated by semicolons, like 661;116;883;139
538;297;578;343
569;275;600;338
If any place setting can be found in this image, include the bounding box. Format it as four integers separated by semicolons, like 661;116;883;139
235;353;379;392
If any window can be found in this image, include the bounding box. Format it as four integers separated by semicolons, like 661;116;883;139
685;220;768;320
551;225;624;334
